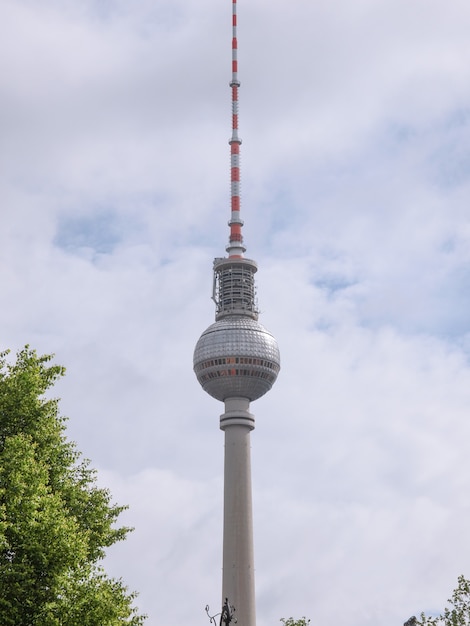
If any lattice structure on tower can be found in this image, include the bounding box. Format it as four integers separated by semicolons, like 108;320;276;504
212;258;258;320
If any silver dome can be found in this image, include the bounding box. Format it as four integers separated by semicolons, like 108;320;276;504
194;315;280;402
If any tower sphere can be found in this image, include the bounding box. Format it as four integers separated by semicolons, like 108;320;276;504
193;316;280;402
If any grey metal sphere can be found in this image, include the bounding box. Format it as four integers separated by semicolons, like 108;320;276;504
193;315;280;402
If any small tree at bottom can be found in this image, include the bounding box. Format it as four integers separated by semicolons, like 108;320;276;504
418;576;470;626
281;617;311;626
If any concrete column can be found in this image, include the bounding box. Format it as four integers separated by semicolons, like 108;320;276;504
220;397;256;626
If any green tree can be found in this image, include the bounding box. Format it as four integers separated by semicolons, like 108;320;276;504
418;576;470;626
281;617;311;626
0;346;145;625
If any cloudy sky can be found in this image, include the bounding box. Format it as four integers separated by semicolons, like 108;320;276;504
2;0;470;624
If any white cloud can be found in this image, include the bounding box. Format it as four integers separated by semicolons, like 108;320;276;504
1;0;470;625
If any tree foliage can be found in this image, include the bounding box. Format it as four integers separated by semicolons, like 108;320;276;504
281;617;311;626
0;346;145;625
418;576;470;626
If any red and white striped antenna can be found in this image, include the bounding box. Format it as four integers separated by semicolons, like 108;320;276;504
227;0;245;259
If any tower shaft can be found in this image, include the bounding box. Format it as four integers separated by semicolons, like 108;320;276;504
220;398;256;626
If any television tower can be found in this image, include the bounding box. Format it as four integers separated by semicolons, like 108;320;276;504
193;1;280;626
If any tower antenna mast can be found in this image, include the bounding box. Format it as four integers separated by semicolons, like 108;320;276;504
227;0;244;258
